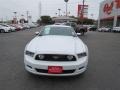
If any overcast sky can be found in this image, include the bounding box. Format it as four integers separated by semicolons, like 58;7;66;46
0;0;104;21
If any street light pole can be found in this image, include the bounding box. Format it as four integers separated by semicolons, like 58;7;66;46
64;0;69;17
58;9;61;16
13;12;17;18
66;2;68;16
55;13;57;17
13;12;17;24
26;11;29;22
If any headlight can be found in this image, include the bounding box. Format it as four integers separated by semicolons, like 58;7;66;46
77;52;87;58
25;50;35;57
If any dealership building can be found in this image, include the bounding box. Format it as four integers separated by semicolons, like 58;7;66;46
98;0;120;28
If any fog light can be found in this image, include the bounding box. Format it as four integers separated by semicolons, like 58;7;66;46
38;54;44;60
67;55;74;60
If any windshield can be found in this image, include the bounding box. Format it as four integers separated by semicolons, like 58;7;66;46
0;24;8;27
39;26;76;36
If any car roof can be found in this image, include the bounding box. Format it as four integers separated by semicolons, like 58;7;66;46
45;25;71;28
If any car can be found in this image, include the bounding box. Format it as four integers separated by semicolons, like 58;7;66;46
24;25;88;76
1;24;16;32
112;27;120;32
98;27;111;32
89;26;97;31
0;24;11;33
21;23;30;29
11;24;23;31
28;23;38;28
54;23;65;25
63;22;77;31
76;25;88;35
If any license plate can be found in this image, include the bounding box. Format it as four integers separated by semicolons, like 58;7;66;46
48;66;63;74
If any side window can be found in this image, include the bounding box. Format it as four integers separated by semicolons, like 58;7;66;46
71;23;75;27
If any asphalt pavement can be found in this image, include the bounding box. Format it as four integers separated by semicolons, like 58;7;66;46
0;27;120;90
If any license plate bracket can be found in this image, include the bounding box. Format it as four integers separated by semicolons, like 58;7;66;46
48;66;63;74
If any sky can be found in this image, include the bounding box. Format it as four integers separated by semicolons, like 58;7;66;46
0;0;104;21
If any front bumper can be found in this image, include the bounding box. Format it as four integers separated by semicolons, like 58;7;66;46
113;29;120;32
24;55;88;76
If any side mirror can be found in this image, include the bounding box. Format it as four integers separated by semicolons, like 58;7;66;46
76;33;81;36
35;32;39;35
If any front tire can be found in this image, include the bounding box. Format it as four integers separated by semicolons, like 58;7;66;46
1;29;5;33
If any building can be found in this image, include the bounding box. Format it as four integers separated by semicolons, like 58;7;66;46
98;0;120;28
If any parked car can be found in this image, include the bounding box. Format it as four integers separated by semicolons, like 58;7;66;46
98;27;111;32
24;25;88;76
89;26;97;31
1;24;16;32
76;25;88;35
11;24;23;31
54;23;65;25
63;22;77;31
0;24;11;33
112;27;120;32
21;23;30;29
28;23;38;28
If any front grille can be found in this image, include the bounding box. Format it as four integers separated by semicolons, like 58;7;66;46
35;69;75;74
35;54;76;61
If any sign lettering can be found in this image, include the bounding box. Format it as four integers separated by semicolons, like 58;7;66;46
103;0;120;15
103;1;114;15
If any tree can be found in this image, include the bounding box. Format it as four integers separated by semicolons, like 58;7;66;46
41;16;52;24
77;18;94;25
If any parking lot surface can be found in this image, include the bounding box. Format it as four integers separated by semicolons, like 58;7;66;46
0;27;120;90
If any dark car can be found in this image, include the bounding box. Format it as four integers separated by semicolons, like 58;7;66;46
64;22;77;31
76;25;87;35
89;26;97;31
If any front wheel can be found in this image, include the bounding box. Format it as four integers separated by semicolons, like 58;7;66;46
81;31;85;36
1;29;5;33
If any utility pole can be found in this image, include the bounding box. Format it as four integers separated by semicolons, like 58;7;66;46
39;1;42;20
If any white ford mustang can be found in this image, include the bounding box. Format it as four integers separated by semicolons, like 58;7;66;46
24;25;88;76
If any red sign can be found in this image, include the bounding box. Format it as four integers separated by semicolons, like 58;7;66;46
78;4;88;19
103;1;114;15
103;0;120;15
48;66;63;74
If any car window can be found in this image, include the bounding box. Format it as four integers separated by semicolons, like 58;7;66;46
1;25;6;27
65;23;71;26
40;26;76;36
71;23;76;27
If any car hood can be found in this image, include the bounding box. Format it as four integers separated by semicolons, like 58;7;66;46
26;36;86;55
